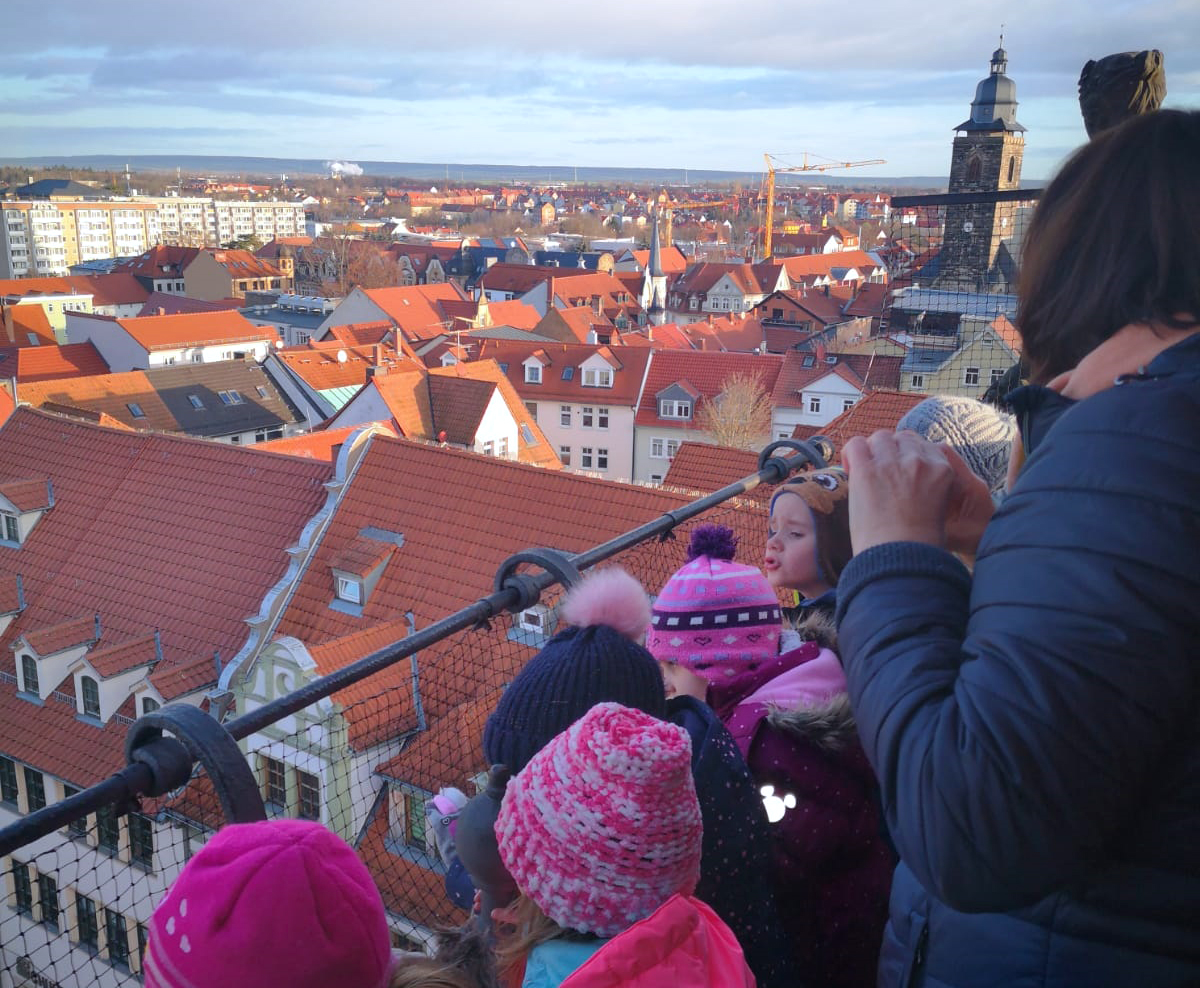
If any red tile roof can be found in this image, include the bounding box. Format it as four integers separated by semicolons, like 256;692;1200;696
0;407;333;788
470;340;651;406
771;349;865;410
662;442;770;502
791;389;926;460
256;424;396;461
137;292;243;318
326;321;394;348
484;300;541;331
1;304;56;346
360;284;470;341
0;477;53;511
82;310;274;352
635;349;783;427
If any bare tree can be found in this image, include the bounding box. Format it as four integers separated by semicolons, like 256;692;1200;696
696;372;774;451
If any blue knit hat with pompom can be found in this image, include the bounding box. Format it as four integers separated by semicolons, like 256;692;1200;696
483;567;666;773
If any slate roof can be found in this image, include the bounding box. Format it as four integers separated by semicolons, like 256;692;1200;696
634;349;783;427
0;407;332;788
0;342;109;382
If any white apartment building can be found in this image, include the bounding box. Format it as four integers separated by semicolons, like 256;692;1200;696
143;199;305;248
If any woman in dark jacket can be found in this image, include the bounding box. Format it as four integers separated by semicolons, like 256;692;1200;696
835;108;1200;987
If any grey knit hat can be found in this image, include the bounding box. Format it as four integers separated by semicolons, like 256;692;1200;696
897;395;1017;493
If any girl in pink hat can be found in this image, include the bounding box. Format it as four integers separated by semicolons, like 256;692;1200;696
492;701;755;988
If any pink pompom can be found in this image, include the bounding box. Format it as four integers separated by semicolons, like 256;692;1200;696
560;567;651;641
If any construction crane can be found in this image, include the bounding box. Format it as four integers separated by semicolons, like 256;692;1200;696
760;152;885;260
655;198;731;245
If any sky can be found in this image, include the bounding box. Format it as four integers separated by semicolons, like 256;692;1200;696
2;0;1197;181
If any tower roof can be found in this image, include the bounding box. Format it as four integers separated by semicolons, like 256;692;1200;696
648;210;665;278
954;46;1026;133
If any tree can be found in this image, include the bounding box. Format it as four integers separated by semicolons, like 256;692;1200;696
696;372;774;451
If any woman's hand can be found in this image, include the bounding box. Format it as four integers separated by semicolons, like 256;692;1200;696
843;430;964;553
938;443;996;556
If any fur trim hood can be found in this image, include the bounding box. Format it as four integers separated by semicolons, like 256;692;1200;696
766;693;858;754
784;607;838;651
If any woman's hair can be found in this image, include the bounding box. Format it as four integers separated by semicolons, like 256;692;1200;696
493;892;583;977
1017;108;1200;383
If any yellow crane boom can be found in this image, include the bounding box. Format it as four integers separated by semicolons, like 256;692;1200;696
761;153;885;260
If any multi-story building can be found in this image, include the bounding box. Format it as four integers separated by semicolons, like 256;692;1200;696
143;198;305;248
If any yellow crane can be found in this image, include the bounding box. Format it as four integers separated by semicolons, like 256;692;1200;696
656;198;730;244
760;152;886;260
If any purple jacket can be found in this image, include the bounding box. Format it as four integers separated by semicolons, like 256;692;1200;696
708;630;895;988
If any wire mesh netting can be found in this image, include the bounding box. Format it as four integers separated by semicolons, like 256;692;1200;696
1;491;769;986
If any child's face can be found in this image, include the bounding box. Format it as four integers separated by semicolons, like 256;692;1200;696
659;660;708;702
765;492;831;599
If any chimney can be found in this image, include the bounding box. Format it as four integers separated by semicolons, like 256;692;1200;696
2;306;13;344
546;276;554;311
373;343;382;366
156;306;166;316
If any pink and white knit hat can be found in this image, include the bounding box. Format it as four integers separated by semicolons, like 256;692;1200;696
494;701;702;937
646;525;782;681
144;819;392;988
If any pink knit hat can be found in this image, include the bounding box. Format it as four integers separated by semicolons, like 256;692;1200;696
144;819;392;988
646;525;782;681
494;702;702;937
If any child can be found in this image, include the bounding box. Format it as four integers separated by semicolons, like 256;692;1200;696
144;818;394;988
458;567;792;988
764;468;854;622
648;522;894;988
492;701;755;988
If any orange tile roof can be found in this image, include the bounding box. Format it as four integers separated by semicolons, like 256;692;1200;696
326;321;394;347
19;370;178;432
989;314;1024;355
778;250;887;283
485;300;542;331
0;407;333;787
426;375;493;445
0;342;109;382
87;632;160;679
331;535;396;576
22;615;97;656
98;310;274;351
0;477;53;511
256;424;394;462
361;284;469;340
274;343;384;391
635;349;783;427
371;367;435;438
203;248;283;279
469;340;650;406
771;349;865;409
1;304;56;346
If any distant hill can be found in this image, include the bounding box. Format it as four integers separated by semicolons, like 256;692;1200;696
0;153;955;189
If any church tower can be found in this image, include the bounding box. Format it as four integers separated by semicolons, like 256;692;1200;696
644;210;668;326
934;44;1026;293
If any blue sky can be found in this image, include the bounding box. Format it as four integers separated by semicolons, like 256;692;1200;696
3;0;1197;180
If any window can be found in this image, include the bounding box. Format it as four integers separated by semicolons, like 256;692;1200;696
129;814;154;869
964;367;980;386
499;436;509;458
597;407;609;429
76;893;99;952
127;403;145;418
187;394;204;409
406;791;428;849
660;399;691;419
580;447;593;469
597;448;609;470
910;374;925;389
38;872;59;931
3;513;17;542
13;860;33;916
142;697;160;715
81;676;101;719
524;363;541;384
256;386;269;398
137;923;148;971
650;438;666;459
263;757;286;807
560;405;571;428
23;767;45;812
482;439;495;457
0;756;17;806
843;398;856;412
524;401;537;419
581;406;594;427
559;446;570;466
297;770;320;821
191;353;203;362
582;367;612;388
218;390;245;405
990;367;1005;384
336;576;361;605
96;805;119;854
106;908;130;968
62;785;87;838
808;395;822;414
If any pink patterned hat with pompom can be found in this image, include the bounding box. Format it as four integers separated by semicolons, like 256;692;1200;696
646;524;782;681
495;701;702;937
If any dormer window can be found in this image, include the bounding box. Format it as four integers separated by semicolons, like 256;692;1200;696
336;576;362;604
582;367;612;388
80;675;101;719
524;363;542;384
142;697;160;715
2;513;17;543
19;654;38;695
660;399;691;419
